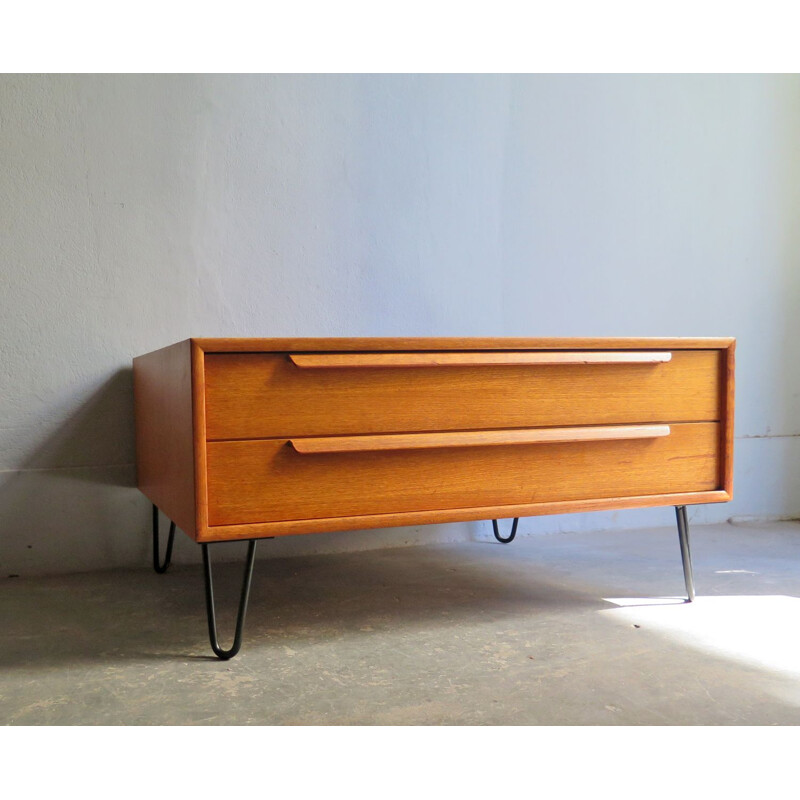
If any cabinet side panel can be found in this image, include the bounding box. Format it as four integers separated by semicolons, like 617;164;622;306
133;340;197;538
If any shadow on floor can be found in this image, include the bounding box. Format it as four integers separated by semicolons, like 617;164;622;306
0;544;616;669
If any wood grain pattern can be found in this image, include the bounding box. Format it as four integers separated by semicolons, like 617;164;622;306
206;422;719;527
198;490;732;542
205;350;723;440
191;340;209;541
194;336;735;353
133;340;197;538
133;337;735;544
289;351;673;368
290;425;671;454
722;341;736;495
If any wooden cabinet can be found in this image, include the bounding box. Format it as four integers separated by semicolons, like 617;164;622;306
134;338;734;544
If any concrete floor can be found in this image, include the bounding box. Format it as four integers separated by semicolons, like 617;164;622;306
3;520;800;725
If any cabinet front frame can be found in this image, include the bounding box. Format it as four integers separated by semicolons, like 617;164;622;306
180;338;735;543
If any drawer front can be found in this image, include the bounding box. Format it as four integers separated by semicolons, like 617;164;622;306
204;350;723;440
206;422;720;526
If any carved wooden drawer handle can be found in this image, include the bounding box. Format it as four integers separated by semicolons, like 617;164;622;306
289;352;672;368
289;425;671;454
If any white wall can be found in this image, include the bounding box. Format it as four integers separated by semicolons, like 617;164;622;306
1;74;798;575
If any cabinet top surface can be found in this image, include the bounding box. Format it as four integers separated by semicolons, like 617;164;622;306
183;337;735;353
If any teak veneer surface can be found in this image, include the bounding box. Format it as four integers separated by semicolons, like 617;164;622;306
289;425;672;454
206;422;719;526
200;491;732;542
195;337;734;352
133;340;197;537
133;337;735;542
205;350;722;440
288;351;673;368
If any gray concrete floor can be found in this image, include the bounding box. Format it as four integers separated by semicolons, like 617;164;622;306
3;520;800;725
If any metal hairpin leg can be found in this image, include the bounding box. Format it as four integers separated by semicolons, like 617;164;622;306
492;517;519;544
202;540;258;660
675;505;695;602
152;504;176;574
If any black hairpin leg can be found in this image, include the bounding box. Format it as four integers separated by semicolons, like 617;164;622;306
675;505;695;602
152;504;176;574
202;540;257;660
492;517;519;544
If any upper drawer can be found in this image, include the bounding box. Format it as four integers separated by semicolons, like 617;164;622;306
203;349;723;440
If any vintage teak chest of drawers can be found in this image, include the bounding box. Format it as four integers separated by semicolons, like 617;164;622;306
134;337;735;658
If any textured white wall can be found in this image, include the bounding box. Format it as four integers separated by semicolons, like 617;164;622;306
1;74;798;575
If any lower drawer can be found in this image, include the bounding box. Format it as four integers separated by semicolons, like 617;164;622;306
206;422;720;526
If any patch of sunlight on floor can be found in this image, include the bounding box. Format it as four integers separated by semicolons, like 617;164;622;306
601;596;800;681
